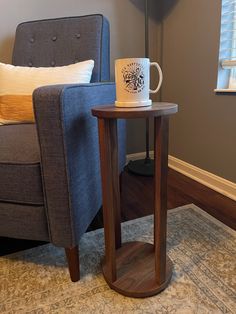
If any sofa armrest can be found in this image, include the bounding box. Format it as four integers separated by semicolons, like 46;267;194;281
33;82;125;247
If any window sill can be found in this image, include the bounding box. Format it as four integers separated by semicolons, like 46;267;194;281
214;89;236;93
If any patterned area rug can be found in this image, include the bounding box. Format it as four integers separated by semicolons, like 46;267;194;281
0;204;235;313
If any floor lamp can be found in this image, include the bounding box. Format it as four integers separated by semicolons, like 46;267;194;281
126;0;154;176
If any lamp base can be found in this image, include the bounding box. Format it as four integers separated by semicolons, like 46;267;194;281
126;158;154;176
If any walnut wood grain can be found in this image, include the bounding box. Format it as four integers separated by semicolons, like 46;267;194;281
98;118;121;283
93;103;178;297
102;242;173;298
65;246;80;282
92;102;178;119
154;116;169;285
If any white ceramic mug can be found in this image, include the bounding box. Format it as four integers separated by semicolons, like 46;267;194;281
115;58;163;107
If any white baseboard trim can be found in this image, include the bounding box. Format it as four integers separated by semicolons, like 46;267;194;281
126;152;236;201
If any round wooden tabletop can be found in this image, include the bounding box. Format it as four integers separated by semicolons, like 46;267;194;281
91;102;178;119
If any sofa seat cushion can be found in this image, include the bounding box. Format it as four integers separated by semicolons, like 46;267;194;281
0;124;44;204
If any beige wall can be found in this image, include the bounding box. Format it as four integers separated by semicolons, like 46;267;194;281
0;0;146;66
0;0;161;155
161;0;236;182
2;1;232;182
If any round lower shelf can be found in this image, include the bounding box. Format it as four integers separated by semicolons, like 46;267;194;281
102;241;173;298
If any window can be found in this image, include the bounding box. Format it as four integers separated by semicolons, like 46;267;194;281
216;0;236;91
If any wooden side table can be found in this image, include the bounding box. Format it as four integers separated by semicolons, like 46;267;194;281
92;102;178;298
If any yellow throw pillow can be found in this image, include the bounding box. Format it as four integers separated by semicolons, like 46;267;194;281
0;60;94;125
0;95;33;124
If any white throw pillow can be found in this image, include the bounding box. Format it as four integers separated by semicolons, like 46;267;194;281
0;60;94;94
0;60;94;124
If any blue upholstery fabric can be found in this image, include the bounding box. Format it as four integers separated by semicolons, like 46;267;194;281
33;82;125;246
12;15;110;82
0;124;43;204
0;15;126;248
0;202;48;241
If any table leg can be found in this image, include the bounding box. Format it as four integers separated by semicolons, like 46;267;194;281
154;116;169;285
98;118;121;283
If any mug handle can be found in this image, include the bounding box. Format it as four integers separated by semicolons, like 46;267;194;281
149;62;163;94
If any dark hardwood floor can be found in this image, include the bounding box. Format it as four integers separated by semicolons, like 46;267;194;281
1;168;235;256
90;167;236;230
166;169;236;229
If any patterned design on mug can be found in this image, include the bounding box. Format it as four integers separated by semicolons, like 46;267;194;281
122;63;145;93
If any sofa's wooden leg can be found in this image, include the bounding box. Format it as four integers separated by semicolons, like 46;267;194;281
65;245;80;282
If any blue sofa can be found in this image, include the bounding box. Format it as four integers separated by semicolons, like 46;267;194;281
0;15;126;281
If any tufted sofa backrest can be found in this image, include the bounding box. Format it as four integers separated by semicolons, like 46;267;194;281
12;15;110;82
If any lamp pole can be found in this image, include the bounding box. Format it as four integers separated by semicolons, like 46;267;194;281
127;0;155;176
145;0;149;58
145;0;151;163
